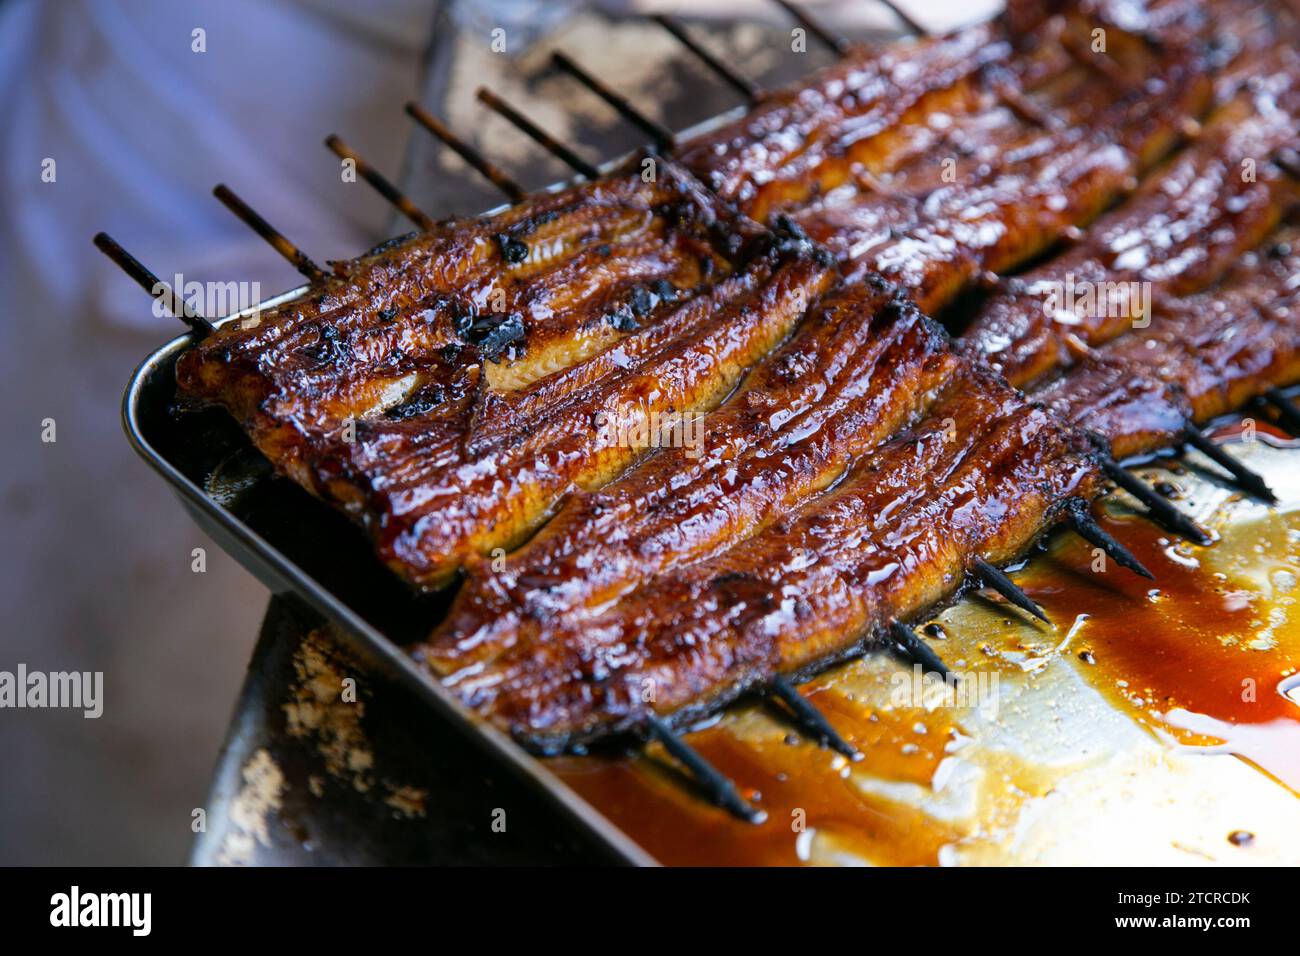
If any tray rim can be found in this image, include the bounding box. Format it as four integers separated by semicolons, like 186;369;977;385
122;299;659;868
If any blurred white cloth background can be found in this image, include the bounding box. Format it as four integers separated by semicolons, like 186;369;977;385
0;0;437;333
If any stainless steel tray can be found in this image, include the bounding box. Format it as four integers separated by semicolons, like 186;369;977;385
123;289;657;866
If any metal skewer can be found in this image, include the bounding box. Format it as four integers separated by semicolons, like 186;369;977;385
92;232;215;338
1262;387;1300;435
768;676;861;760
877;0;929;37
887;619;952;680
770;0;850;57
1059;29;1128;86
971;556;1050;623
475;88;601;180
651;14;763;104
212;184;326;282
1096;451;1212;545
1181;423;1277;503
550;51;676;150
324;134;435;231
646;714;763;822
1063;498;1154;579
404;102;527;204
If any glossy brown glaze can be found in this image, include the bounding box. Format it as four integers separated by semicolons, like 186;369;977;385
436;365;1098;750
420;281;957;674
348;246;834;588
554;489;1300;864
963;53;1300;388
1034;234;1300;458
675;22;1014;222
174;0;1300;755
794;41;1212;315
175;156;763;471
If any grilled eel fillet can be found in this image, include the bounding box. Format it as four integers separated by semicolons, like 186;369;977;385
791;40;1212;314
963;50;1300;388
425;282;959;679
673;0;1192;222
175;1;1210;591
1033;230;1300;459
673;19;1016;221
176;156;763;464
175;159;809;587
338;244;834;588
417;361;1099;750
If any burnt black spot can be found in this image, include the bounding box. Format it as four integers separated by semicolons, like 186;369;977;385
364;231;419;257
595;243;612;257
629;285;652;317
377;308;398;322
467;312;526;363
496;234;529;264
653;279;677;302
385;389;444;420
606;305;639;332
450;300;478;337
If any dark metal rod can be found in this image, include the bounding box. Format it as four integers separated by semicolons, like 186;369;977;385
1263;387;1300;435
550;51;675;150
1182;424;1277;503
324;134;436;231
887;619;951;680
1064;498;1154;579
770;0;850;56
1099;455;1212;545
91;232;214;337
971;556;1050;624
404;102;527;204
876;0;928;36
991;79;1055;129
212;184;325;281
1272;147;1300;181
475;87;601;180
1059;29;1128;86
646;714;761;822
651;14;763;103
769;676;861;760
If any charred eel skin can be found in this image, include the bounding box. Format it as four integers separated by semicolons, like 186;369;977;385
344;243;835;589
963;51;1300;389
1032;231;1300;460
424;282;960;681
175;156;764;488
176;158;790;587
423;364;1099;751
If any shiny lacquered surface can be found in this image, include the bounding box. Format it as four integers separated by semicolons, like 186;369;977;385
553;438;1300;865
169;0;1300;754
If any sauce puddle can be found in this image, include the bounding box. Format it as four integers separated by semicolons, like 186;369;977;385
555;441;1300;864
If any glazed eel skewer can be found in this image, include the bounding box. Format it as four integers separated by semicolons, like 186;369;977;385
1033;229;1300;476
962;51;1300;388
101;1;1300;816
168;2;1162;589
416;360;1106;752
420;1;1227;667
420;223;1300;754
